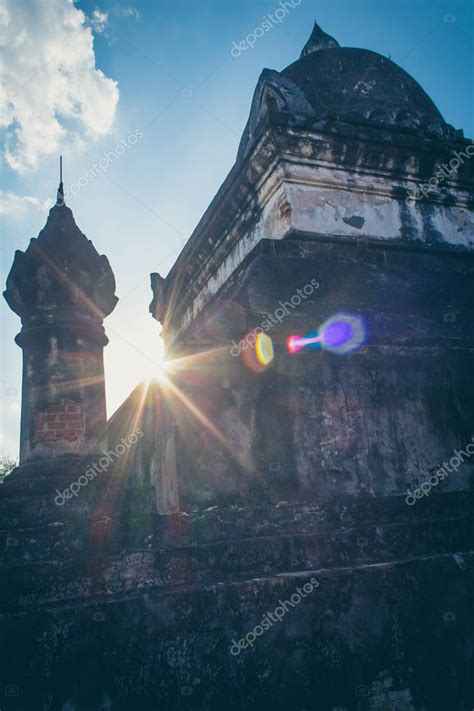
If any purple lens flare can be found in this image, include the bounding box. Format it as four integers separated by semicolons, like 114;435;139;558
287;313;367;355
319;313;366;354
320;320;353;348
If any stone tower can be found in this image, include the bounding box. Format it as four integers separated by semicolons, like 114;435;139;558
3;182;118;465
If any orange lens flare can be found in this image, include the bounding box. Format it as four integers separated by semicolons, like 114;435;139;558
255;333;274;366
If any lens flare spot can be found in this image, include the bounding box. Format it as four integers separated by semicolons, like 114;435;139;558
255;333;274;365
301;330;321;350
319;313;366;354
241;329;272;372
287;335;303;353
321;321;352;348
287;314;367;356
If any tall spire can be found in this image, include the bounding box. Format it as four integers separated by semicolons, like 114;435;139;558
56;155;65;206
300;21;340;57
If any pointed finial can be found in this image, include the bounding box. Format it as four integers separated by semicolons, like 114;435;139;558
56;155;65;206
300;21;340;57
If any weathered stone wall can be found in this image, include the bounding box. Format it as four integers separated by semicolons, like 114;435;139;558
153;238;474;509
0;468;472;710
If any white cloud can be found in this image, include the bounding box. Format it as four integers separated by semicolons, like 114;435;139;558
119;7;139;21
90;9;108;34
0;0;119;174
0;190;50;218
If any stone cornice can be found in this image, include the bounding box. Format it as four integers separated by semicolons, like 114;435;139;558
158;112;473;341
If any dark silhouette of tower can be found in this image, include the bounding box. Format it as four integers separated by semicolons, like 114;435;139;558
3;179;118;465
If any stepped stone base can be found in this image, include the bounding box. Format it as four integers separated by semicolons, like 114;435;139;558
0;471;472;710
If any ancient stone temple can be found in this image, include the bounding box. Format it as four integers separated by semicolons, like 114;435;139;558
1;23;473;711
147;21;474;512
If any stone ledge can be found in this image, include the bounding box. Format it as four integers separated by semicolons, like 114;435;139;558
0;553;472;710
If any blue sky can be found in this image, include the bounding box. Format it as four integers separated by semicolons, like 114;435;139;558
1;0;473;459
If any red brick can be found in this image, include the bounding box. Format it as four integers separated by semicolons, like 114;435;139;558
34;400;85;444
63;431;80;441
44;414;59;422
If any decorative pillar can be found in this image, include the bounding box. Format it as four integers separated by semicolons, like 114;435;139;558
3;184;118;465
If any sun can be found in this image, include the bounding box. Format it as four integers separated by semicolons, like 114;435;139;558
104;309;167;418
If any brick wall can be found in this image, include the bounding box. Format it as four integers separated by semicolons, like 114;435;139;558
33;399;86;444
